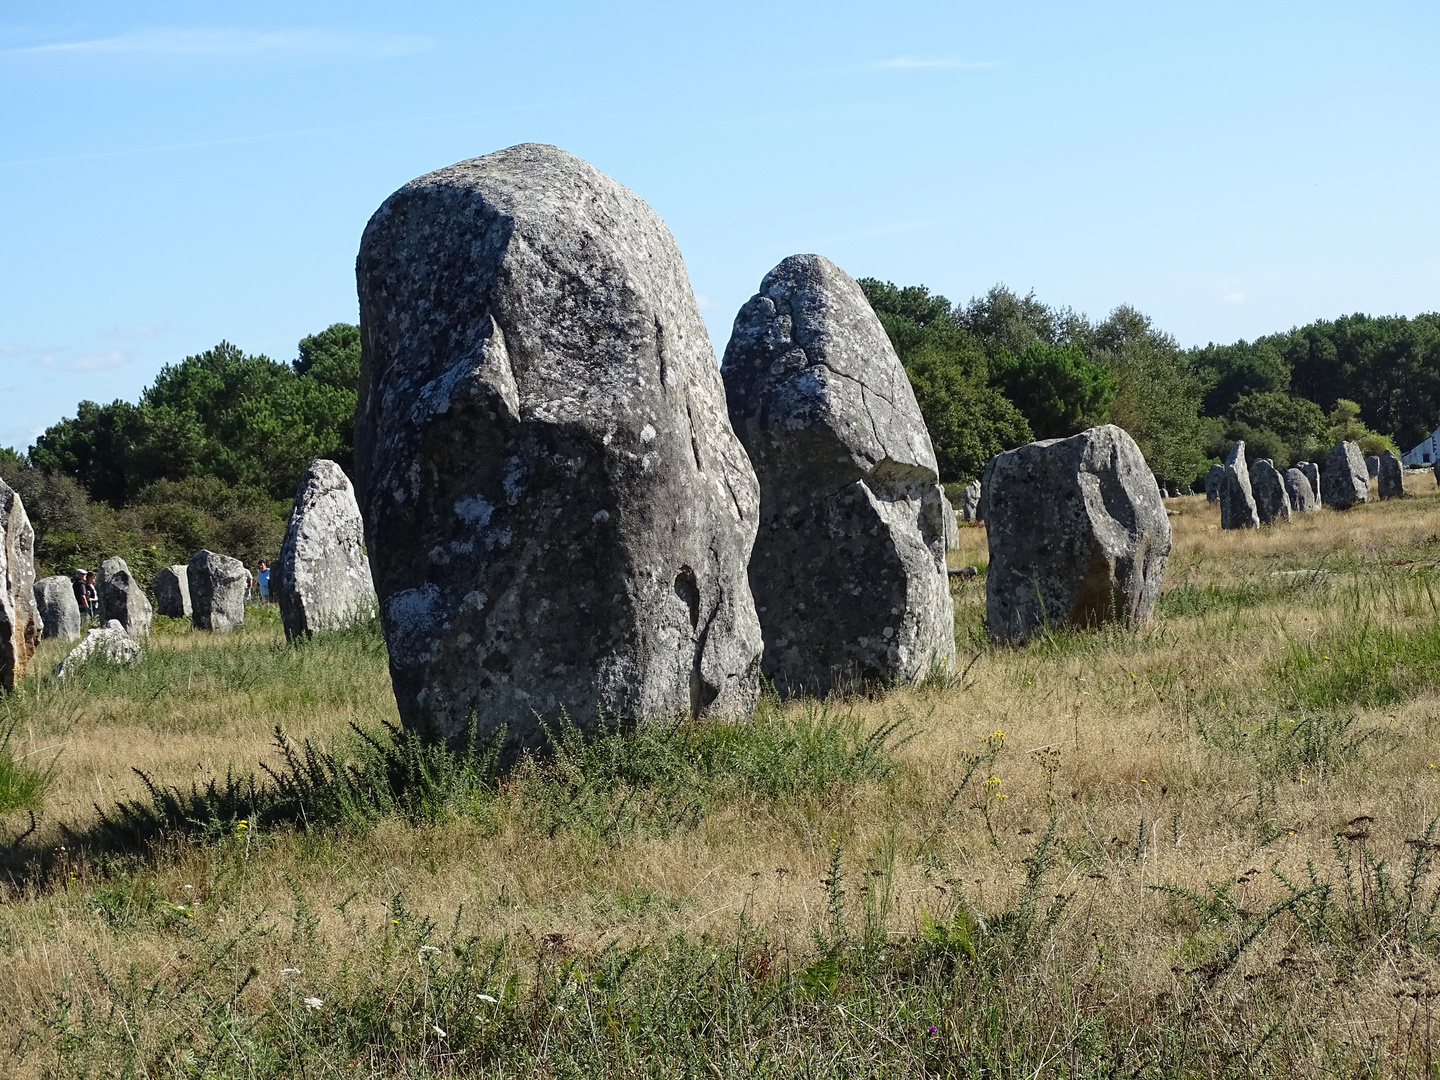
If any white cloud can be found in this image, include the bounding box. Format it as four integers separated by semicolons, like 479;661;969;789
1220;292;1245;307
868;57;997;70
12;26;434;61
694;294;719;312
101;323;160;341
36;348;131;373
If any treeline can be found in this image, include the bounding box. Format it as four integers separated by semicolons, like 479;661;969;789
861;281;1437;486
0;325;360;582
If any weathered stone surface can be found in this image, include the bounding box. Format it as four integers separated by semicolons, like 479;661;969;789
1283;468;1319;512
55;619;142;678
33;575;81;640
1204;463;1224;502
277;459;377;642
1366;454;1380;478
722;254;955;695
1220;442;1259;529
188;550;246;632
151;565;191;619
940;490;960;551
0;478;40;690
983;425;1171;643
1378;450;1405;500
961;479;983;521
1249;459;1292;525
1321;442;1369;509
99;556;152;638
1298;461;1321;505
356;143;763;748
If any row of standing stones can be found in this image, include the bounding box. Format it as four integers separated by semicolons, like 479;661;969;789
1204;439;1420;528
0;460;377;687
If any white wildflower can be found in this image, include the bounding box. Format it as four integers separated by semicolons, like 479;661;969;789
303;997;324;1010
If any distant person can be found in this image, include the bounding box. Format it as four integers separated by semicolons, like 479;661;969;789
84;571;100;620
73;568;88;614
257;561;270;603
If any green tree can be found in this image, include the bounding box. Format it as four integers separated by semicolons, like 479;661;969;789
1323;399;1397;457
1219;391;1327;468
1187;339;1291;418
990;343;1115;440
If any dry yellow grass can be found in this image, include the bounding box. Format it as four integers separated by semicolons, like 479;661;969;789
3;481;1440;1075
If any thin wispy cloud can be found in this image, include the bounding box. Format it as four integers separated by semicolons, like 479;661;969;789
1221;292;1245;307
868;57;997;70
12;26;433;61
18;345;134;373
101;323;160;341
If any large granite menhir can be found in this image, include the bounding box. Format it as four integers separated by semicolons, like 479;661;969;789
1321;442;1368;509
1249;459;1291;525
984;425;1170;643
356;143;763;751
1204;463;1223;502
1;477;40;690
1220;441;1259;529
1283;468;1318;513
188;550;246;632
277;459;376;642
722;254;954;696
1298;461;1321;505
100;556;152;638
33;575;81;640
1378;450;1404;500
151;565;191;619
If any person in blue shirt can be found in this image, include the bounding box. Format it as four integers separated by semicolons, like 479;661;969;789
257;561;270;603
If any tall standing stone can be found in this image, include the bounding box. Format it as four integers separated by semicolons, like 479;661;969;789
983;425;1170;643
33;575;81;640
277;459;377;642
188;550;246;632
356;143;763;749
1321;442;1368;509
1366;454;1380;479
1298;461;1321;505
1204;463;1224;502
1283;468;1318;512
1377;450;1404;500
1249;460;1291;525
0;478;40;690
940;490;960;551
99;556;152;638
722;254;955;696
151;565;191;619
1220;442;1259;530
960;479;983;522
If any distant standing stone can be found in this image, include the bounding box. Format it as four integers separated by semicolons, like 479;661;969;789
98;557;152;638
55;619;143;678
983;424;1171;643
961;479;983;522
1321;442;1369;509
1282;468;1319;512
1377;449;1404;500
0;477;40;690
277;459;377;642
1366;454;1380;479
356;143;763;749
33;575;81;640
1298;461;1321;505
188;550;246;632
940;489;960;551
151;565;192;619
1204;463;1224;502
1249;459;1292;525
1220;441;1259;530
723;254;954;695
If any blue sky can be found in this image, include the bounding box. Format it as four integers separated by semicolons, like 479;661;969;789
2;1;1437;453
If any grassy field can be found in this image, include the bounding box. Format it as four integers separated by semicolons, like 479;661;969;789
3;473;1440;1078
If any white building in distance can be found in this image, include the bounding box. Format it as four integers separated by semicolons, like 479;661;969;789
1401;426;1440;466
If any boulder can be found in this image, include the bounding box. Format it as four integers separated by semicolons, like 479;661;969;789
1321;442;1368;509
940;490;960;551
983;425;1170;643
33;575;81;640
55;619;142;678
277;459;377;641
151;565;191;619
1298;461;1321;505
722;254;955;696
0;478;40;690
1204;463;1224;502
961;479;983;521
1366;454;1380;478
356;143;763;749
1249;459;1291;525
1282;468;1319;512
1220;441;1259;529
99;556;152;638
1378;450;1404;500
188;550;246;632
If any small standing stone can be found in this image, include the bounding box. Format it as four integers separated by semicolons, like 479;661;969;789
1;477;41;690
1283;468;1319;512
99;556;152;638
1377;450;1405;500
1204;463;1224;502
1365;454;1380;479
33;575;81;640
1321;442;1369;509
55;619;143;678
151;565;192;619
188;550;246;632
1249;460;1291;525
1298;461;1321;505
1220;442;1259;530
960;479;983;522
277;459;377;642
